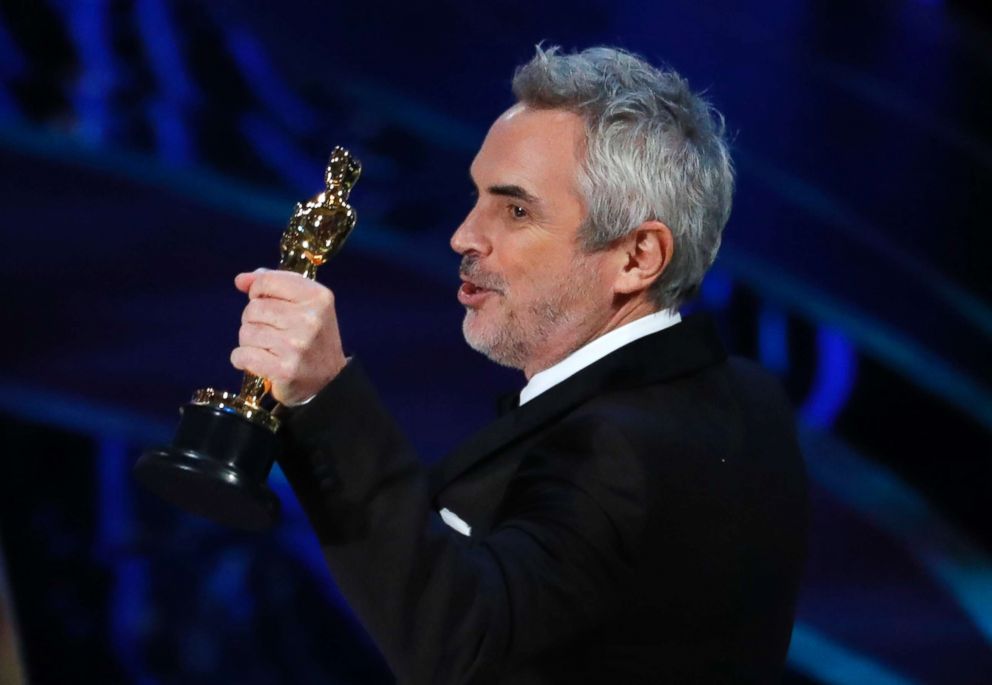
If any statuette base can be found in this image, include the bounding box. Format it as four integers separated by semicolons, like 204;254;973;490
134;403;280;531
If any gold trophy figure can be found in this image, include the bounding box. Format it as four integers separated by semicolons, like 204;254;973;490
134;147;361;531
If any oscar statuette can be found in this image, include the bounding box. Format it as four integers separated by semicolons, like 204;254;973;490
134;147;361;531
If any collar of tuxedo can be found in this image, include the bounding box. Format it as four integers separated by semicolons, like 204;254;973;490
429;312;727;499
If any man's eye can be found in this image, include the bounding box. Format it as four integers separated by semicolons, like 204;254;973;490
509;205;527;219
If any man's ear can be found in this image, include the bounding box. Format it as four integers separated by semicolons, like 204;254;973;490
612;220;673;296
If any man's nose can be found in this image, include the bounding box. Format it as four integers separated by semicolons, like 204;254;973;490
450;208;490;256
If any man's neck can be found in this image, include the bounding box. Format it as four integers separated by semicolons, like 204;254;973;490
518;307;682;406
522;297;660;380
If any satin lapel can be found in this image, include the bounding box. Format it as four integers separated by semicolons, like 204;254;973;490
429;313;728;499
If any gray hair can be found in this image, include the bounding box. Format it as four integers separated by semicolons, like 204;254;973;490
512;46;734;310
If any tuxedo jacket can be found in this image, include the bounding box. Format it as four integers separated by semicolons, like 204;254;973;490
278;313;808;684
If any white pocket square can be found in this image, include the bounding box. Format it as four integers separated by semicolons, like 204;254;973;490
439;507;472;537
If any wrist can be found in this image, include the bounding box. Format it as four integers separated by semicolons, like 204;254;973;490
282;356;352;408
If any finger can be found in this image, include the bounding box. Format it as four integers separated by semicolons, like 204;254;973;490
241;298;291;330
230;345;282;378
238;322;297;353
248;269;314;302
234;268;268;294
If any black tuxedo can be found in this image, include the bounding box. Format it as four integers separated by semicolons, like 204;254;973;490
279;313;808;684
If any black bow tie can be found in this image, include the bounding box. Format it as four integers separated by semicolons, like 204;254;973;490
496;391;519;417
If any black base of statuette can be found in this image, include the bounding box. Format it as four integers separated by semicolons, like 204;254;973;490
134;403;280;531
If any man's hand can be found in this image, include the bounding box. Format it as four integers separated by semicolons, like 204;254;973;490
231;268;347;406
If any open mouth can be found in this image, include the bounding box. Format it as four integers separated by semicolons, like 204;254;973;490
458;280;498;305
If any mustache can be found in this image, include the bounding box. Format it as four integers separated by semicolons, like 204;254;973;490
459;255;507;292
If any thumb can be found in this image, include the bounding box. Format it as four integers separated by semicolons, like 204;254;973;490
234;267;268;294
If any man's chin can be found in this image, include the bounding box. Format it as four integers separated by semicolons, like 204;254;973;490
461;311;489;353
461;314;526;370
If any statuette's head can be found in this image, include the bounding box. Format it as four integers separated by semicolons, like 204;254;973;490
325;147;362;199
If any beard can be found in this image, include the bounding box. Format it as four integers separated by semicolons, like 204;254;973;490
460;254;595;371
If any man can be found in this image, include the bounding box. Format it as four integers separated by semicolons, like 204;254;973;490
231;46;807;684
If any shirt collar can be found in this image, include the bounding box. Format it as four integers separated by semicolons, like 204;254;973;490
518;308;682;406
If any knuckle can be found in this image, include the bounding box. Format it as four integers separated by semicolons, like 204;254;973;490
313;289;334;313
303;309;320;331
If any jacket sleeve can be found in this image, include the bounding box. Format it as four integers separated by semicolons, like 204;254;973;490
278;358;647;685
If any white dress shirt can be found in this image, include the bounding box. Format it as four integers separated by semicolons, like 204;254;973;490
518;308;682;406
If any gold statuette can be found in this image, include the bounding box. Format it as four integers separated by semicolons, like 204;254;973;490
134;147;361;531
191;147;362;433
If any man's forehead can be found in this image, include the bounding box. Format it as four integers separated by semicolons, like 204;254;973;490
471;106;585;182
465;110;587;223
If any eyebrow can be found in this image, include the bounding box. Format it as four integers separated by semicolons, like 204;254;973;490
486;184;541;206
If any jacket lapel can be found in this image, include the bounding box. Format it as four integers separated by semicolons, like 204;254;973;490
429;313;727;498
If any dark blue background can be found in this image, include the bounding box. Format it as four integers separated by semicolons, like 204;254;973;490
0;0;990;683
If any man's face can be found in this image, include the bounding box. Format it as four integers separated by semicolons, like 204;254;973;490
451;105;613;376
